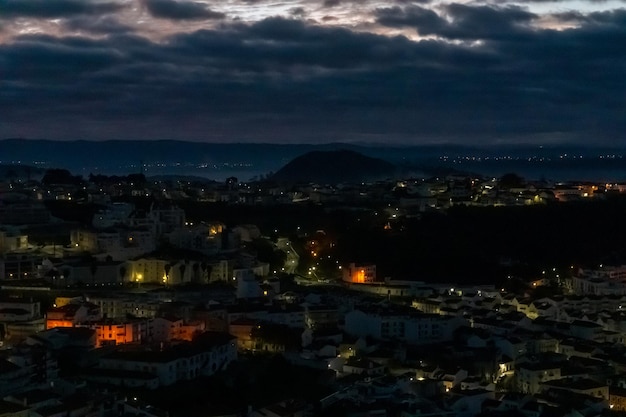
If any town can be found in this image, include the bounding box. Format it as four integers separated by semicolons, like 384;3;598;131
1;166;626;417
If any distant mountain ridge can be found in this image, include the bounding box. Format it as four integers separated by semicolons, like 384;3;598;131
272;150;396;183
0;139;437;180
2;138;626;182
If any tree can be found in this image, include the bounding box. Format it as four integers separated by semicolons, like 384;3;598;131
499;173;525;189
90;262;98;286
192;262;200;283
201;262;213;283
62;268;71;285
6;169;17;183
42;168;82;186
127;173;146;185
119;266;127;284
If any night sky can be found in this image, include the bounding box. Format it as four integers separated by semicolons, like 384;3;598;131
1;0;625;145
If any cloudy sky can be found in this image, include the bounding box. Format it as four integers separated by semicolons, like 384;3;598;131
1;0;625;145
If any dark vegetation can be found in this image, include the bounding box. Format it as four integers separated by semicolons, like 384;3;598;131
87;173;146;185
127;354;333;417
44;200;103;226
246;238;288;272
41;168;84;186
334;197;626;284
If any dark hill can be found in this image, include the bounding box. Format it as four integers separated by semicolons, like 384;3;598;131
271;150;396;183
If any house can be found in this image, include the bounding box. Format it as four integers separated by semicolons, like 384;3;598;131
411;298;441;315
494;336;527;360
446;388;495;416
229;318;261;351
517;362;562;394
0;297;45;342
0;297;40;321
46;302;101;329
0;358;34;397
152;316;184;342
91;318;151;346
97;331;237;387
343;263;377;283
80;367;160;390
540;378;609;400
609;386;626;411
343;357;385;376
570;320;604;340
5;388;61;409
344;306;465;345
304;305;339;329
27;327;97;350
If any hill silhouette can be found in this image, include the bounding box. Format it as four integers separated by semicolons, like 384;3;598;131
271;150;396;183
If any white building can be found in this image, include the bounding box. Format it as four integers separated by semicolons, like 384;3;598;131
97;332;237;387
167;222;225;256
92;203;135;229
344;307;466;345
70;228;156;261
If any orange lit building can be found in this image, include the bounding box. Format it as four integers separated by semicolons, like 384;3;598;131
229;317;258;350
92;319;150;346
343;263;377;284
46;302;101;329
610;386;626;411
180;321;206;341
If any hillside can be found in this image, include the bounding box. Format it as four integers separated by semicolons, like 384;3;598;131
271;150;396;183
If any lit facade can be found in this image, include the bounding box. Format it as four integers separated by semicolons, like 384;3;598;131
343;263;376;283
93;320;150;346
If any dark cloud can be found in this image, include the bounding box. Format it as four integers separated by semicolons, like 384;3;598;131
376;4;537;40
322;0;430;8
444;3;536;39
143;0;225;20
502;0;624;2
0;0;124;18
63;16;134;34
323;0;340;7
290;7;307;18
1;11;625;144
376;5;446;35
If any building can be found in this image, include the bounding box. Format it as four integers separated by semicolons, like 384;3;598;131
343;263;377;284
541;378;609;400
46;302;101;329
96;331;237;387
91;318;151;346
344;306;465;345
516;363;562;394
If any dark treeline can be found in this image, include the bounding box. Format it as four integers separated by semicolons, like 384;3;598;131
88;173;146;185
335;197;626;284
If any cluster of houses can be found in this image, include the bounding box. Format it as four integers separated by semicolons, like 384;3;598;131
0;293;238;416
1;168;625;222
0;259;626;416
0;197;275;294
